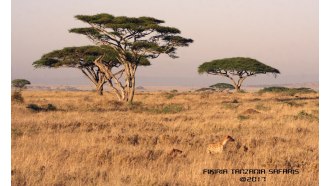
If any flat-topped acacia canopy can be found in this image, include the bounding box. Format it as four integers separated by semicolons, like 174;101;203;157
69;14;193;60
33;46;151;95
198;57;280;75
198;57;280;92
12;79;31;89
33;46;150;68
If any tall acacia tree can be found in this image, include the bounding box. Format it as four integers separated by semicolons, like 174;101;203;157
33;46;121;95
69;13;193;102
198;57;280;92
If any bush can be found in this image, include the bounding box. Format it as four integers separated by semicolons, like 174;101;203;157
26;103;57;112
45;104;57;111
259;87;290;93
259;86;316;96
12;91;24;103
210;83;235;91
26;104;43;112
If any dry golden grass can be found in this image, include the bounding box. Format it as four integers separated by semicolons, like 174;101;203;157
12;90;319;185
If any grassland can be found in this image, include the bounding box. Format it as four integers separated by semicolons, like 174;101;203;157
11;90;319;185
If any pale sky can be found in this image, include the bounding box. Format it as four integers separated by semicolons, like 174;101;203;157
12;0;318;87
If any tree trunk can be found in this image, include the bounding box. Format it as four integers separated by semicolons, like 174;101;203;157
125;64;137;103
128;75;136;103
97;86;103;95
234;85;241;92
93;55;126;100
228;77;240;92
121;63;136;103
96;75;106;95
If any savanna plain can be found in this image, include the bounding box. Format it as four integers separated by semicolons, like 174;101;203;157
11;90;319;186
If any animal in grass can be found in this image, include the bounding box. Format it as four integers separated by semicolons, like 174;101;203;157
207;135;235;154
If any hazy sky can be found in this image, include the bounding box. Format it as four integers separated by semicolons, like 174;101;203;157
12;0;318;87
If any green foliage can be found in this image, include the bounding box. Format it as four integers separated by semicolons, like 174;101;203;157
11;79;31;89
33;46;120;68
259;87;316;96
26;104;43;112
210;83;235;91
12;91;24;103
198;57;280;75
26;103;57;112
259;87;290;93
70;13;193;61
294;88;317;93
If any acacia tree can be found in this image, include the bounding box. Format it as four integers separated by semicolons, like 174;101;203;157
12;79;31;91
69;13;193;102
11;79;31;103
33;46;121;95
198;57;280;92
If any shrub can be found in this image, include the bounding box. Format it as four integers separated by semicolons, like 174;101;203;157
26;103;57;112
26;104;43;112
210;83;235;91
45;104;57;111
259;86;316;96
12;91;24;103
259;87;290;93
